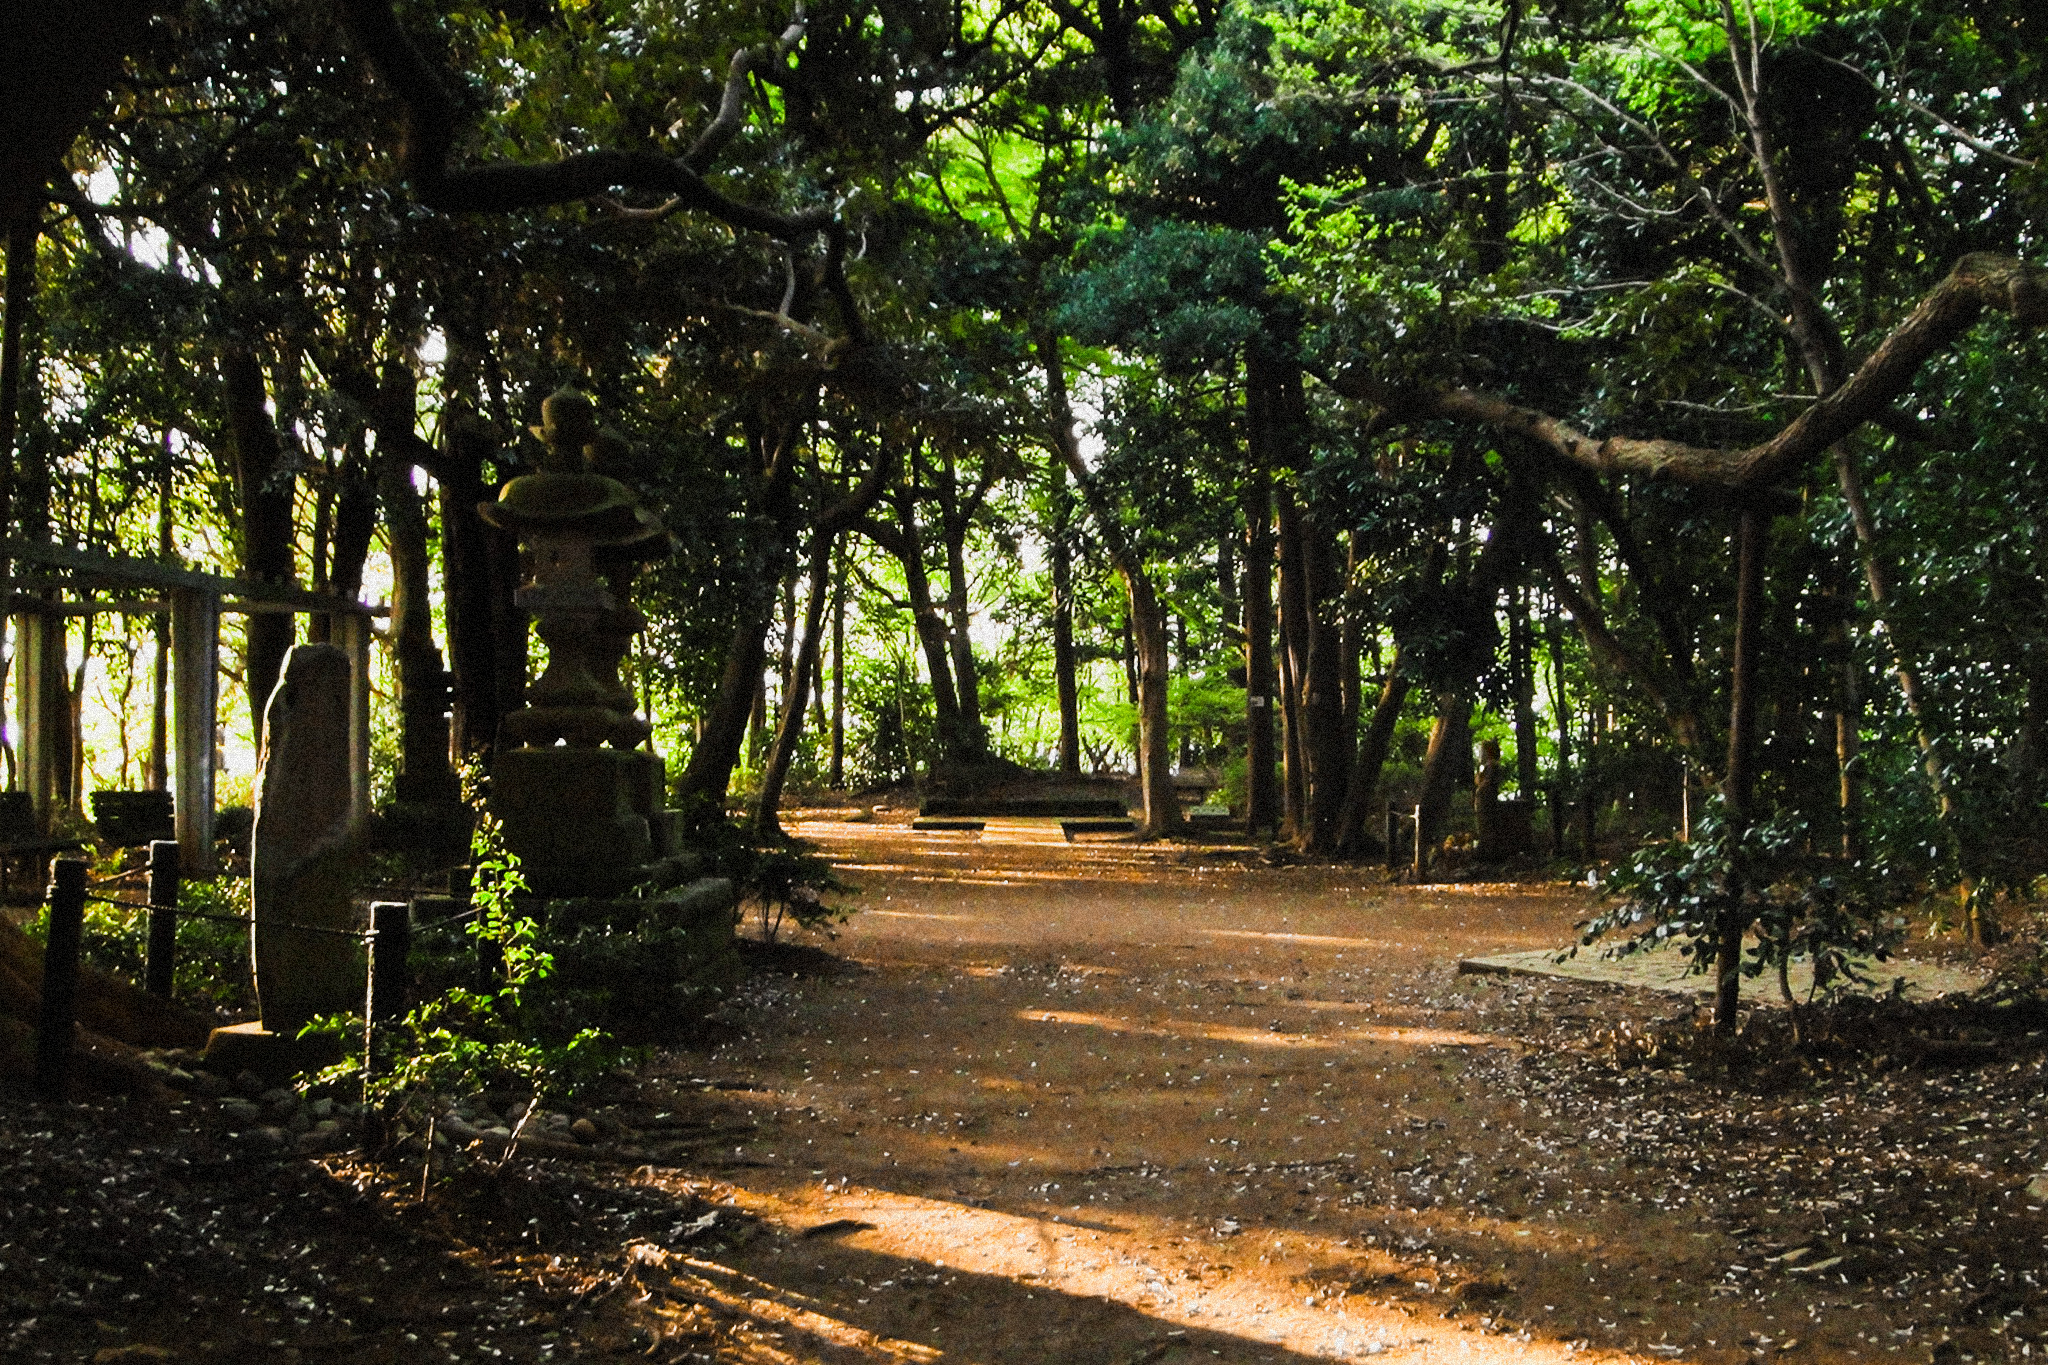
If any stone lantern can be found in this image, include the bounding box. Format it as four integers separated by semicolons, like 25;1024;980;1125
481;390;672;898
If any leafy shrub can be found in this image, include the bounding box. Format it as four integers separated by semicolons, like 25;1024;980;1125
311;807;635;1106
684;818;852;943
24;868;255;1016
1580;798;1911;1019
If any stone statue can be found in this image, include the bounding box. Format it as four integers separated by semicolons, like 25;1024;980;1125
250;643;362;1034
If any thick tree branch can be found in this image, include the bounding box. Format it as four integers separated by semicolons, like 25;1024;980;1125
1332;254;2048;488
815;440;896;536
334;0;868;345
681;9;806;174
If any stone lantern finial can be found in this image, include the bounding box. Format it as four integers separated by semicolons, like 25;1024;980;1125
532;389;599;471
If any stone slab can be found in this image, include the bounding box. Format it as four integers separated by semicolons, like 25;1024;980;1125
252;644;363;1035
202;1021;344;1086
1458;944;1986;1006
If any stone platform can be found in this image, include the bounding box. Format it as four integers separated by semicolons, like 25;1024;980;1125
1458;943;1986;1005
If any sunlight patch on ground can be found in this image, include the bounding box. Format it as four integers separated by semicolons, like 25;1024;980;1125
867;910;983;922
685;1177;1642;1365
1019;1008;1507;1051
1202;929;1397;950
626;1243;945;1363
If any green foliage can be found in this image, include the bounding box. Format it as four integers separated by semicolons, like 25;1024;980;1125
683;819;854;944
23;871;256;1016
309;803;635;1106
1583;801;1911;1009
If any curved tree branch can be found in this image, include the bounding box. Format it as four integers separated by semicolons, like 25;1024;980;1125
1332;254;2048;488
682;8;807;174
334;0;868;344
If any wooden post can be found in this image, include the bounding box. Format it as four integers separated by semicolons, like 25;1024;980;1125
170;587;220;874
332;612;373;828
35;857;87;1099
365;899;411;1087
1411;802;1425;882
145;838;180;999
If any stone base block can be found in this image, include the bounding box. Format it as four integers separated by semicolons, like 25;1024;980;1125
491;746;665;899
375;799;477;864
203;1021;345;1087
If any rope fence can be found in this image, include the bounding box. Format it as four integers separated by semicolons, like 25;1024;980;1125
29;841;475;1099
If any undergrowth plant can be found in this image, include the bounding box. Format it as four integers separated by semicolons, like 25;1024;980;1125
1577;799;1910;1039
307;801;630;1110
682;818;852;943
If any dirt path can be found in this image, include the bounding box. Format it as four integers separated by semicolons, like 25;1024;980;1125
645;817;2045;1365
690;819;1596;1364
7;817;2042;1364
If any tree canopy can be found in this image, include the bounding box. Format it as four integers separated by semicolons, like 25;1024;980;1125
4;0;2046;1025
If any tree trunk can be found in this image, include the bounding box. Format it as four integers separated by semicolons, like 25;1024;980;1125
880;491;972;763
1050;469;1082;777
754;534;833;840
380;462;456;805
1299;506;1350;853
1275;490;1309;841
1415;690;1473;876
1039;332;1180;836
1824;569;1864;859
829;547;846;790
1715;504;1769;1036
1510;590;1540;800
939;472;986;756
1830;439;1988;934
1547;608;1573;856
1124;561;1182;836
674;421;804;817
1580;702;1599;864
222;349;297;751
327;458;376;612
437;427;506;762
1335;647;1409;856
1241;470;1278;834
1339;539;1362;743
0;218;36;542
675;601;778;816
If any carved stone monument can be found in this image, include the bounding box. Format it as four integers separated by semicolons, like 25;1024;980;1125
482;391;672;898
205;643;361;1078
249;643;363;1032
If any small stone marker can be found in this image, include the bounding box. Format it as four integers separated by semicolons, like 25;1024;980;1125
250;643;362;1035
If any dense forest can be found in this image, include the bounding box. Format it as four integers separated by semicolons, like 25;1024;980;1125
4;0;2045;1015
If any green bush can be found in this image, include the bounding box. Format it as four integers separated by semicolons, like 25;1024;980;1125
1582;798;1911;1016
311;808;637;1106
685;818;853;943
24;870;255;1016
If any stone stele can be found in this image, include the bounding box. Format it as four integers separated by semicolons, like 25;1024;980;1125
249;643;362;1034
